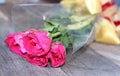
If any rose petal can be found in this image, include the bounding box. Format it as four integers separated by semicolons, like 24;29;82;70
102;1;116;11
35;31;52;55
4;34;25;57
114;20;120;26
5;30;52;66
104;16;111;22
49;42;65;67
25;55;48;67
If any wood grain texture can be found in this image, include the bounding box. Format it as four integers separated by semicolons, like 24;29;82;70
1;3;120;76
61;47;120;76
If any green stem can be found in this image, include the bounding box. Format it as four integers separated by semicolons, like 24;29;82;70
49;32;61;38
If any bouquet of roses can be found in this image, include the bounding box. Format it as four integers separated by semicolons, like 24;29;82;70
5;14;95;67
4;2;96;67
5;29;66;67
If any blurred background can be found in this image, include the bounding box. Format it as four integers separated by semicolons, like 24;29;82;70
0;0;61;22
0;0;119;22
0;0;119;5
0;0;61;4
115;0;120;6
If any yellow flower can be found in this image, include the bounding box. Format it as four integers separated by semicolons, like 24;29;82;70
116;25;120;37
60;0;102;15
95;18;120;45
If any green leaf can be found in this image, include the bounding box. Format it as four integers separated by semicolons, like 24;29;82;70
53;37;61;42
61;35;71;48
44;21;53;28
58;26;65;32
44;26;54;32
49;32;61;38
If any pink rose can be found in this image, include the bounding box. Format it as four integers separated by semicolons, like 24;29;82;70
5;30;52;56
48;42;65;67
5;29;52;67
5;29;67;67
5;33;25;57
25;54;48;67
15;30;52;56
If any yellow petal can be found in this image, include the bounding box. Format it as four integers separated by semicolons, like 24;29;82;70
61;0;84;5
60;0;87;14
95;18;120;45
85;0;102;14
75;0;85;5
60;0;77;12
116;25;120;36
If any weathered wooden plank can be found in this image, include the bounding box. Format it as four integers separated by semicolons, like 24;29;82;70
90;43;120;66
61;47;120;76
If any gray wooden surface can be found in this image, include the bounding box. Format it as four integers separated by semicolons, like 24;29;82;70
1;3;120;76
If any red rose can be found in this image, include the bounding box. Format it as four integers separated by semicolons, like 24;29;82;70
5;33;25;57
5;29;52;67
25;54;48;67
9;30;52;56
5;30;67;67
48;42;65;67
